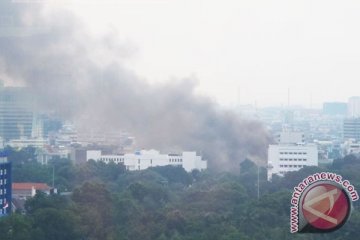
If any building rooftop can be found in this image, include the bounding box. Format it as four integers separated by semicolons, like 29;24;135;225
12;183;51;191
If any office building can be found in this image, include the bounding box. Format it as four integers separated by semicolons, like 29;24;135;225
343;118;360;141
0;151;11;216
348;96;360;118
0;84;40;141
323;102;347;116
267;144;318;181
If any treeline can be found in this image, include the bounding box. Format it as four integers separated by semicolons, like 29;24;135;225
1;146;360;240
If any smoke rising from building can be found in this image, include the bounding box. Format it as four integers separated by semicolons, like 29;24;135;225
0;1;271;171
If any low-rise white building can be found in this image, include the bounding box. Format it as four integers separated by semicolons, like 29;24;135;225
86;149;207;172
267;144;318;181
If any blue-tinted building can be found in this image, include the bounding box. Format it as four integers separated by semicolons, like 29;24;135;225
0;151;11;216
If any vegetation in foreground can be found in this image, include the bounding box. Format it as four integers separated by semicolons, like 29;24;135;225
1;146;360;240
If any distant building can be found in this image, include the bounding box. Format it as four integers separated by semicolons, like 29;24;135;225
86;149;207;172
0;85;41;141
7;138;48;149
342;139;360;155
12;183;53;199
348;97;360;118
323;102;347;116
267;144;318;181
0;152;12;216
343;118;360;141
275;131;305;144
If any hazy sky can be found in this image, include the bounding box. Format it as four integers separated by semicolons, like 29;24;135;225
55;0;360;108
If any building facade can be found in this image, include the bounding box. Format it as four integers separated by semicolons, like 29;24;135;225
343;118;360;141
0;152;11;216
0;85;39;141
348;96;360;118
267;144;318;181
86;149;207;172
323;102;347;116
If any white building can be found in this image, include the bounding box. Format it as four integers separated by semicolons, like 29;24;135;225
7;137;48;149
267;144;318;181
86;149;207;172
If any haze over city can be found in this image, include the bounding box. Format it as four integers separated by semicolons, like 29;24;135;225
1;1;360;239
61;0;360;108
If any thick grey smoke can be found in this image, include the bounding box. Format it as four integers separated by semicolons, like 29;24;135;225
0;1;271;171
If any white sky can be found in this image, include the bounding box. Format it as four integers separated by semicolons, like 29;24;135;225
54;0;360;108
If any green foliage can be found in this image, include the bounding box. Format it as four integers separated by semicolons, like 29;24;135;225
4;151;360;240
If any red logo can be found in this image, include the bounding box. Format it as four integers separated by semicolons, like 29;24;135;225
301;183;350;232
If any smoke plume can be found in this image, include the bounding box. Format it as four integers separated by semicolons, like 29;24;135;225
0;1;271;171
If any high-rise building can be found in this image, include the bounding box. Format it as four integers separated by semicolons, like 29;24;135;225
323;102;347;116
348;97;360;118
343;118;360;141
0;84;40;141
0;151;11;216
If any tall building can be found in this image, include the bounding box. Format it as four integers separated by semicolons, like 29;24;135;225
86;149;207;172
323;102;347;116
0;84;40;141
0;151;11;216
343;118;360;141
348;96;360;118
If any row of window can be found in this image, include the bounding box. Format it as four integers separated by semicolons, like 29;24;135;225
169;159;182;163
0;169;7;175
280;158;307;161
100;158;124;162
0;179;7;185
280;164;306;168
0;189;7;195
279;152;307;155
